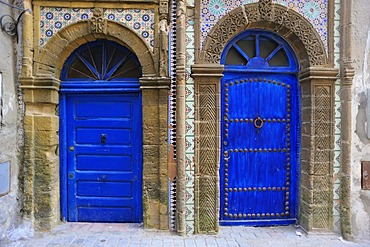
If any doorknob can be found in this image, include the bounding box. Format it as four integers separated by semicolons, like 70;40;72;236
101;134;107;144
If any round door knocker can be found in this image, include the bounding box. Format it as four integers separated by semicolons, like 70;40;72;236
254;117;264;129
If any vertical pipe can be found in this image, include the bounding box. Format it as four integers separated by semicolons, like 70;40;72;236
339;0;354;240
175;0;186;236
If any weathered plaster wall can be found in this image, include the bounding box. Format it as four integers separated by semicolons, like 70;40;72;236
0;2;21;240
351;0;370;242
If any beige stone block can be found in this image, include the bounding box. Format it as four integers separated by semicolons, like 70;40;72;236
24;116;34;131
301;107;312;123
299;213;312;232
23;89;34;103
142;90;159;105
300;172;313;191
312;206;331;229
32;89;59;104
300;159;313;175
34;131;59;146
33;116;59;131
300;186;313;204
301;122;312;135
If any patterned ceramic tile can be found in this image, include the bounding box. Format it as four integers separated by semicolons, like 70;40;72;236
333;0;341;233
185;102;195;119
186;174;194;187
185;10;195;235
186;119;195;136
186;84;195;99
186;204;195;220
39;7;155;50
200;0;328;50
185;136;195;153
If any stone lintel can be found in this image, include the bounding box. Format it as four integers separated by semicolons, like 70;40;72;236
299;66;339;82
140;77;170;89
191;64;224;78
20;76;60;88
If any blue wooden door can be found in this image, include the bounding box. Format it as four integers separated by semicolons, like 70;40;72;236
60;40;143;223
220;30;300;225
65;93;142;222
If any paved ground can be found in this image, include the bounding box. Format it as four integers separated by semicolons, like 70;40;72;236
1;223;368;247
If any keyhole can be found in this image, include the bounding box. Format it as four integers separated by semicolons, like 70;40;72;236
101;134;107;144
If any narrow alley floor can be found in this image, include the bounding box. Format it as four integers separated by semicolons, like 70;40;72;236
1;223;368;247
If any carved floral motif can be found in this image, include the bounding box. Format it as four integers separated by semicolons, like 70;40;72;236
89;8;107;34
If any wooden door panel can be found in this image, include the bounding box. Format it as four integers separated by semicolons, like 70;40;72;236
66;93;142;223
220;74;299;225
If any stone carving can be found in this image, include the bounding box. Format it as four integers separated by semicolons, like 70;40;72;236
198;177;217;232
159;0;169;16
202;3;326;66
89;8;107;34
312;85;333;229
258;0;273;21
196;83;219;233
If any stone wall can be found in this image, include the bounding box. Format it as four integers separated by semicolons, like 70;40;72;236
351;0;370;242
0;1;22;240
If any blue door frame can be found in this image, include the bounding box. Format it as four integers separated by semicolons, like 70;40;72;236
219;30;300;226
59;40;143;223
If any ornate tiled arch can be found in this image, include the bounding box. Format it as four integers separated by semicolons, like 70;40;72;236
193;0;338;234
35;19;155;78
22;9;169;230
200;1;327;67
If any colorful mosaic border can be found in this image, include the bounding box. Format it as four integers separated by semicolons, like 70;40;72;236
185;11;196;234
39;7;155;50
200;0;328;51
333;0;341;233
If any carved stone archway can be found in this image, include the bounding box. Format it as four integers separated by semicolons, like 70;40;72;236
21;16;169;230
193;1;338;234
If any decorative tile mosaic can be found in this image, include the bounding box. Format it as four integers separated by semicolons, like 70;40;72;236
39;7;155;50
185;16;195;235
333;0;341;233
200;0;328;50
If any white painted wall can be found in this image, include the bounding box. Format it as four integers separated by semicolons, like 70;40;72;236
351;0;370;242
0;0;22;241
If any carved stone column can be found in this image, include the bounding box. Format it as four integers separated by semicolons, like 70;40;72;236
340;0;354;239
192;64;223;234
299;67;338;231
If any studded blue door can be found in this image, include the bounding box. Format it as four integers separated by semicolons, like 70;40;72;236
220;30;300;225
65;93;142;222
59;40;143;223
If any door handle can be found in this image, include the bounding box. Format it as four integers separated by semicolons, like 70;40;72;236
101;134;107;144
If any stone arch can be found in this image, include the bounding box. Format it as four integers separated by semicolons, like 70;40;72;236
200;2;327;68
34;20;156;78
22;15;169;230
193;0;338;234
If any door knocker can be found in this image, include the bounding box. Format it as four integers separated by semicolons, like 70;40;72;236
254;117;264;129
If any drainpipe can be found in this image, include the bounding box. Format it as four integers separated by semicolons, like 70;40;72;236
175;0;186;236
339;0;354;240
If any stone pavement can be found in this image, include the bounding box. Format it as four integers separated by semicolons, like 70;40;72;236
1;223;368;247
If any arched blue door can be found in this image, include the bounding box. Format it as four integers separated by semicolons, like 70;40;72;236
59;40;143;223
220;30;300;226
